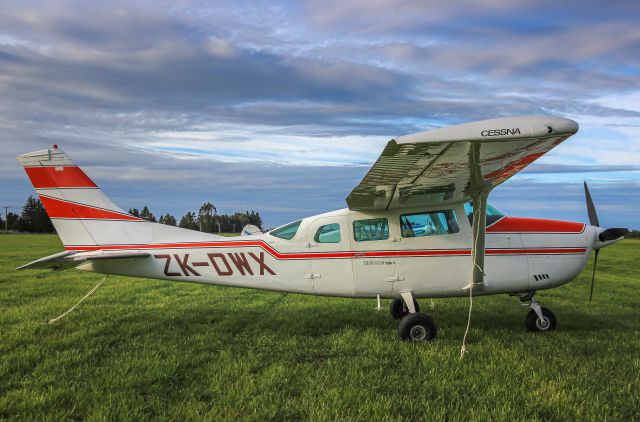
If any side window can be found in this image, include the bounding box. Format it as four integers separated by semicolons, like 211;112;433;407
353;218;389;242
314;223;341;243
400;210;459;237
269;220;302;240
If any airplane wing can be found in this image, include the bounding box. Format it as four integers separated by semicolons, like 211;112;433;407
17;250;151;271
346;116;579;210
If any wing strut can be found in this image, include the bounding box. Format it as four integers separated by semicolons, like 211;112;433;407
470;189;489;286
467;142;492;288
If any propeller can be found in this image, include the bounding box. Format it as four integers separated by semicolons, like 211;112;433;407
584;182;600;302
583;182;629;301
584;182;600;227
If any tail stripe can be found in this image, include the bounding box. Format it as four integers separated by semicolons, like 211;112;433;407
39;195;142;221
25;166;97;189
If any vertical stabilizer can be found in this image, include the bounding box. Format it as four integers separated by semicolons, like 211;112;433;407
16;146;153;248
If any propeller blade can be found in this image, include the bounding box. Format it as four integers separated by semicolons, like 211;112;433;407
599;227;629;242
584;182;600;227
589;249;599;302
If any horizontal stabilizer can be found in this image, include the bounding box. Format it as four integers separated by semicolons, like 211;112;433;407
17;250;150;271
241;224;263;236
16;251;76;271
71;251;151;262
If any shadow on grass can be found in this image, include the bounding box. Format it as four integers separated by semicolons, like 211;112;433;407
51;287;639;360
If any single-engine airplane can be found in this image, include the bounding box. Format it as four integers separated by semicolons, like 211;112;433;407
17;116;629;341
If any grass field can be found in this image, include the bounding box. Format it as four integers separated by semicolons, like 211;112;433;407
1;235;638;420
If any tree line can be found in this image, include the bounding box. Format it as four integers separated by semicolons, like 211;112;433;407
127;202;263;233
2;196;262;234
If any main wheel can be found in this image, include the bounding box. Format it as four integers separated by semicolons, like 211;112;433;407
398;312;437;342
525;307;557;332
390;298;420;320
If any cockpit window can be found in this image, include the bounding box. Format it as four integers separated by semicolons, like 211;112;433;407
400;210;459;237
464;202;505;226
269;220;302;240
314;223;341;243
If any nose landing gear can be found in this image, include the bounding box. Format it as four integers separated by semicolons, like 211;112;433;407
520;292;557;332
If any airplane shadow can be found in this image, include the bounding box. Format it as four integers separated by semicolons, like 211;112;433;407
71;289;638;350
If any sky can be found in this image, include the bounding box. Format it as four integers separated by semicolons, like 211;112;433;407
0;0;638;229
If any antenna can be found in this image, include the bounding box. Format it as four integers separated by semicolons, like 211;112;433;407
2;206;10;232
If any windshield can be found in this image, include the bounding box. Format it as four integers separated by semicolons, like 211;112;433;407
269;220;302;240
463;202;505;226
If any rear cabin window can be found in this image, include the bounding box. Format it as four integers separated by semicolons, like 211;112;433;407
353;218;389;242
314;223;341;243
400;210;459;237
269;220;302;240
463;202;505;226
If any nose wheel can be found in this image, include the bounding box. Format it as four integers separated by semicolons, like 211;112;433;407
522;294;557;332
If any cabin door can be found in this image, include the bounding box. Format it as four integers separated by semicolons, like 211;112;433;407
305;216;355;296
348;214;396;297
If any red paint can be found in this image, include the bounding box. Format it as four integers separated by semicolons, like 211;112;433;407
63;240;586;259
25;166;97;189
485;152;545;184
487;216;585;234
39;195;141;221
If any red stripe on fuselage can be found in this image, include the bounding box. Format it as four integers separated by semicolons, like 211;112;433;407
487;216;585;233
25;166;97;189
39;195;141;220
63;240;587;259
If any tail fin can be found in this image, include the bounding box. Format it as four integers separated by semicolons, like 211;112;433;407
16;145;153;249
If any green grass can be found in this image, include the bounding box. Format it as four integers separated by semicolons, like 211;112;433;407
1;235;638;421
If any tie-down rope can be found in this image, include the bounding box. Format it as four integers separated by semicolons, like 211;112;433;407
47;277;105;325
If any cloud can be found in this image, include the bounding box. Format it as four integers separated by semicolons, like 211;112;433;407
492;177;640;229
0;0;638;227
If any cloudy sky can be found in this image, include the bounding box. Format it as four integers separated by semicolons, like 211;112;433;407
1;0;638;229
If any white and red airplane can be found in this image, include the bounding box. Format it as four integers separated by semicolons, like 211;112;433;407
16;116;628;341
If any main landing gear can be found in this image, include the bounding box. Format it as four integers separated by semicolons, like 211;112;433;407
393;292;436;342
519;291;557;332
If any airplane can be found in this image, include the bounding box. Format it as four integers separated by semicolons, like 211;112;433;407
16;115;629;342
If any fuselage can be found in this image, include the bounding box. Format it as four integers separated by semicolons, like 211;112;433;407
74;203;598;299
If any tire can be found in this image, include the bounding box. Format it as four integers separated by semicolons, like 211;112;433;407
390;298;420;320
525;307;557;332
398;313;437;342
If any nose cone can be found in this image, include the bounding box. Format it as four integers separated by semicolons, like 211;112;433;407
593;226;629;249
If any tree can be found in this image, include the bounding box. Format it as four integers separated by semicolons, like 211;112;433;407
248;211;263;229
159;213;177;226
129;208;140;217
17;196;54;233
179;211;198;230
5;212;19;231
139;206;156;222
198;202;217;232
